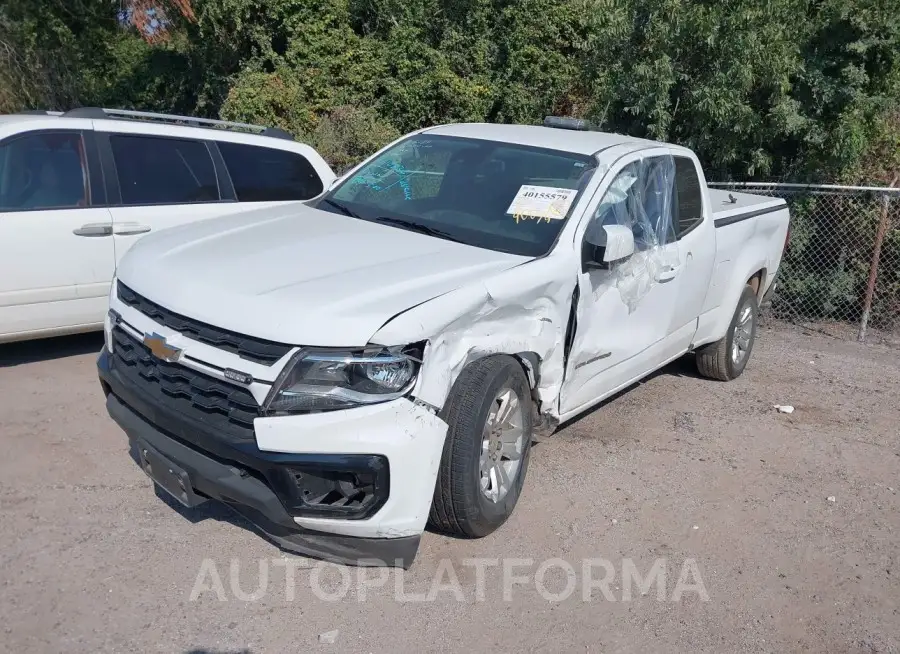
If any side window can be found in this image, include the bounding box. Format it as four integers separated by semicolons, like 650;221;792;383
672;157;704;238
0;131;89;211
110;135;219;206
584;156;675;251
218;142;323;201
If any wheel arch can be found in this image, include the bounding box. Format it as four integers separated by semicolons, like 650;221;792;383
430;350;541;407
748;267;767;298
707;259;767;343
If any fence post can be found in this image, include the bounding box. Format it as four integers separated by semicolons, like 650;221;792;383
858;175;898;342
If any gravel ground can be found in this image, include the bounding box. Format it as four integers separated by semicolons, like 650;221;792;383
1;324;898;653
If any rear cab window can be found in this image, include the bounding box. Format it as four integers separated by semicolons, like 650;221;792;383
672;157;704;238
109;134;219;206
218;142;324;201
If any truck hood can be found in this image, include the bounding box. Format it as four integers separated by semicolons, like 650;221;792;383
116;203;529;346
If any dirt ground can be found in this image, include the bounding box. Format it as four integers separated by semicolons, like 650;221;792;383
1;324;898;653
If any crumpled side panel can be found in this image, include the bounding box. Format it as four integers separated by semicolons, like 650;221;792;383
371;256;575;419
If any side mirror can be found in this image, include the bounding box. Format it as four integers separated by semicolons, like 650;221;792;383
583;224;635;271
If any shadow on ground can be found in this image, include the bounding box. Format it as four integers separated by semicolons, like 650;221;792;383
0;332;104;367
556;352;703;432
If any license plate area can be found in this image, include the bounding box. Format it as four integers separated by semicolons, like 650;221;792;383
136;440;206;508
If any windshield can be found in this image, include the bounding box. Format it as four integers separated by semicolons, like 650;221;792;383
316;135;598;256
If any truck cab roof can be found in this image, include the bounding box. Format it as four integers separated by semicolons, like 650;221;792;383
423;122;694;159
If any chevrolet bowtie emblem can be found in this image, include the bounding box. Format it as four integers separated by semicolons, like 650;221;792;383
143;332;182;362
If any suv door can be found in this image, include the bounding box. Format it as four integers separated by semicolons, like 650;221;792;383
100;132;234;265
0;126;116;340
558;151;683;416
99;131;334;265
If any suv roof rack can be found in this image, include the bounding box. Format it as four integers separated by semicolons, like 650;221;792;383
59;107;295;141
16;110;64;116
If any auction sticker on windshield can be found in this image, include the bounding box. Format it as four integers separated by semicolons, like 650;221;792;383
507;185;578;223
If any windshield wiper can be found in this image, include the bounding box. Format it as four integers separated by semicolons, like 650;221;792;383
375;216;464;243
318;197;361;219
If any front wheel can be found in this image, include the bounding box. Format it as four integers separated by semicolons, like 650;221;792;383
695;284;759;381
428;355;533;538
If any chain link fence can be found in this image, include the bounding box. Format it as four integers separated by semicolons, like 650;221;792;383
709;182;900;346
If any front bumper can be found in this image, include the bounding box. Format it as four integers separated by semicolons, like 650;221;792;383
98;348;447;567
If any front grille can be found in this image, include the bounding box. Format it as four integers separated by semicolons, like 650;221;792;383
117;282;292;366
111;327;259;441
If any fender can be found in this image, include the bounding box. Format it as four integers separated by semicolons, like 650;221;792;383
371;255;575;418
706;254;769;343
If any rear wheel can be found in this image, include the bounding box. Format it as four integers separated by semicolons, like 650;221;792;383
428;355;533;538
696;285;758;381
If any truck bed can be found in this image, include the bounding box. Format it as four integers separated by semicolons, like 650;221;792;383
709;188;787;227
689;187;791;349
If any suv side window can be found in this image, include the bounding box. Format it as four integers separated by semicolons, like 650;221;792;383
110;134;219;206
672;156;704;238
0;131;89;211
584;156;675;252
217;142;323;201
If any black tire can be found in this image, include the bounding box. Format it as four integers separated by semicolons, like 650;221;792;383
428;355;534;538
696;285;759;381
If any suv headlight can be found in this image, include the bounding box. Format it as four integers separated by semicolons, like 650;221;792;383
264;346;420;413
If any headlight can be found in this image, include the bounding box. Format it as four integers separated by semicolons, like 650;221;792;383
264;346;420;413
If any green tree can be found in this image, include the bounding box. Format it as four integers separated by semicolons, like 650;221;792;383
1;0;898;180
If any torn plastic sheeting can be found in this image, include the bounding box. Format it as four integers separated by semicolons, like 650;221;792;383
584;154;675;312
372;256;575;419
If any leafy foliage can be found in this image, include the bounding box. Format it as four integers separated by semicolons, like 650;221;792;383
1;0;899;178
2;0;897;331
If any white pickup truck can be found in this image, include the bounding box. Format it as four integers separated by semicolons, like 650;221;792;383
98;118;790;567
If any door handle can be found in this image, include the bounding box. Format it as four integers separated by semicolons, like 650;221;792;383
113;223;152;236
73;223;113;237
658;265;681;282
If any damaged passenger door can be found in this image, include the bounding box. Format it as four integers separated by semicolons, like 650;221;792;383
559;151;683;416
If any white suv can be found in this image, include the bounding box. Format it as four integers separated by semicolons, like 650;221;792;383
0;108;334;343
